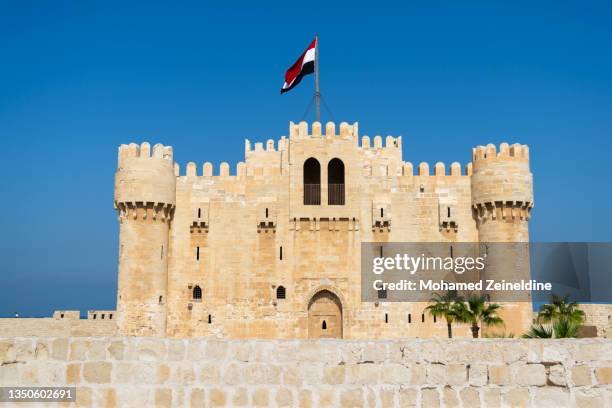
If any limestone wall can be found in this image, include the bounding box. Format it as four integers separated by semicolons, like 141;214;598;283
1;337;610;407
580;304;612;338
0;319;117;338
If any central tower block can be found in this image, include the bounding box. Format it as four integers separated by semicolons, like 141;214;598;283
114;142;176;336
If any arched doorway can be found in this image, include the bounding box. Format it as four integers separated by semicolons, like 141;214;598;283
308;290;342;338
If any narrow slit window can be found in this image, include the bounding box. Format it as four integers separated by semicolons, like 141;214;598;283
265;208;269;218
159;296;163;304
93;314;97;319
421;313;425;323
381;208;384;217
385;313;388;323
161;245;164;259
196;246;200;261
109;314;113;319
379;246;383;257
280;246;283;260
434;315;437;323
408;313;412;323
276;286;286;299
101;314;105;319
208;314;212;324
322;320;327;330
193;285;202;300
198;208;201;218
447;207;451;218
450;245;454;258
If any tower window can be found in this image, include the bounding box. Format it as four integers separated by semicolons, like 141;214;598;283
447;207;451;218
198;208;201;218
280;246;283;260
276;285;286;299
450;245;454;258
60;313;64;319
378;289;387;299
303;158;321;205
101;314;105;319
208;314;212;324
322;320;327;330
265;208;269;218
385;313;388;323
93;314;97;319
193;285;202;300
422;313;425;323
328;158;345;205
159;296;163;304
196;247;200;261
109;314;113;319
408;313;412;323
379;246;383;258
381;208;384;218
434;315;437;323
161;245;164;259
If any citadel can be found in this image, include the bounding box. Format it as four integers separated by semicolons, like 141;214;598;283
113;120;535;339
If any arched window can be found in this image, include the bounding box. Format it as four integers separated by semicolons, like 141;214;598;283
328;158;345;205
193;285;202;300
276;285;286;299
303;158;321;205
322;320;327;330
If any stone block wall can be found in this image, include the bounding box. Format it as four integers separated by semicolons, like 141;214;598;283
1;337;611;407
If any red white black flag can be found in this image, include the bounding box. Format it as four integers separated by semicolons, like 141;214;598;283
280;38;316;94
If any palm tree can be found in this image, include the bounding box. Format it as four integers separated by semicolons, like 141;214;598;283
424;291;462;338
522;319;579;338
522;324;553;338
454;295;504;338
537;294;585;325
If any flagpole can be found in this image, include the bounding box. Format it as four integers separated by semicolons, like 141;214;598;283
315;34;320;123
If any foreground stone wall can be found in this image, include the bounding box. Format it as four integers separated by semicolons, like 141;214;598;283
1;337;610;407
0;319;117;338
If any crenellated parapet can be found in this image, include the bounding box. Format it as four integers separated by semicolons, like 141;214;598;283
470;143;534;222
398;161;467;177
289;121;359;140
114;142;176;223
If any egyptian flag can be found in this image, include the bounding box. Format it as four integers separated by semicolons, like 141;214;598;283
280;38;316;94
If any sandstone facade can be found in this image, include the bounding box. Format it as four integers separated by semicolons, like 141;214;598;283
114;121;535;338
1;337;611;407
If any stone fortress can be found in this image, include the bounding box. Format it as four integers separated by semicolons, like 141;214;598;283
114;120;535;339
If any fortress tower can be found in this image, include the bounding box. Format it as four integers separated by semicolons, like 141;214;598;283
471;143;534;335
114;142;175;336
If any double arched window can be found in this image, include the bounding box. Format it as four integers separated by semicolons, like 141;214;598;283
303;158;345;205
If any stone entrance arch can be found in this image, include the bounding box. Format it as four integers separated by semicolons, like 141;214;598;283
308;290;343;339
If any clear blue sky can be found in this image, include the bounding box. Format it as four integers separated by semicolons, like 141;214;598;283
1;1;611;317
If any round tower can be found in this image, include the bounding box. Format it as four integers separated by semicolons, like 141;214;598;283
471;143;534;335
114;142;176;336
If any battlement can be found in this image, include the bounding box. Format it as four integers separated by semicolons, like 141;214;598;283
400;161;467;177
244;137;288;155
289;121;359;139
360;135;402;150
117;142;173;167
178;161;248;178
471;142;529;168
